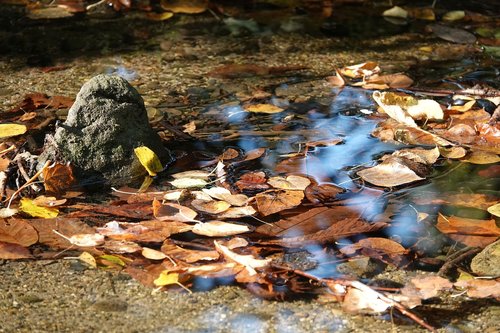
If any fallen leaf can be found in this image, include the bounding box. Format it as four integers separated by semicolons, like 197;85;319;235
170;178;208;189
342;287;391;314
487;203;500;217
146;11;174;21
255;190;304;216
32;196;66;207
429;24;477;44
19;198;59;218
382;6;408;19
134;146;163;177
160;0;207;13
401;275;453;300
436;213;500;247
214;241;270;276
171;170;210;179
0;241;32;259
154;271;180;287
443;10;465;21
0;218;38;246
340;62;380;79
340;237;407;266
244;104;284;114
192;221;250;237
191;199;231;214
79;251;97;268
454;279;500;298
142;247;168;260
357;156;425;187
53;230;105;247
0;124;27;138
161;239;219;263
462;150;500;164
153;200;198;222
268;175;311;191
218;206;257;219
42;162;76;194
28;218;95;248
103;240;142;253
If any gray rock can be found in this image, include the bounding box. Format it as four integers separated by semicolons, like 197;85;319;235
470;240;500;276
40;74;172;187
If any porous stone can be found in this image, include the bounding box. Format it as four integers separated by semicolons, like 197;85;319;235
40;74;172;186
470;240;500;276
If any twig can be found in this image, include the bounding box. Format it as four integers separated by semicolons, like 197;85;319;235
271;264;436;332
438;247;481;277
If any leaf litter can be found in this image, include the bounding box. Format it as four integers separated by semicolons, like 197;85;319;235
0;34;499;331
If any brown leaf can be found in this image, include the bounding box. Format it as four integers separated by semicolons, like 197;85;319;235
153;200;197;222
365;73;414;89
454;279;500;298
0;218;38;246
357;156;425;187
191;199;231;214
43;162;76;194
304;183;344;204
436;213;500;247
256;206;386;247
161;239;219;263
412;193;499;211
255;190;304;216
0;241;32;259
28;218;95;249
401;275;453;300
98;220;192;243
339;237;407;266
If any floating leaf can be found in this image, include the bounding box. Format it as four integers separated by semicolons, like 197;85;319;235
160;0;207;14
134;146;163;177
192;221;250;237
146;11;174;21
19;198;59;218
255;190;304;216
0;124;27;138
462;150;500;164
357;156;424;187
268;175;311;191
436;213;500;247
244;104;284;114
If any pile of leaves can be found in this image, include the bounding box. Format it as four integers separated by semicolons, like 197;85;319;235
1;59;499;331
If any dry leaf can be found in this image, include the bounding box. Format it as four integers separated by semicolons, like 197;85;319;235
19;198;59;218
43;162;76;194
170;178;208;189
218;206;257;219
192;221;250;237
462;150;500;164
134;146;163;177
191;199;231;214
153;200;198;222
171;170;210;179
142;247;168;260
0;124;27;138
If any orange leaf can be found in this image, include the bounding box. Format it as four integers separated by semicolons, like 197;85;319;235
0;218;38;246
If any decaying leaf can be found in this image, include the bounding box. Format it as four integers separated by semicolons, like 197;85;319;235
161;239;219;263
192;221;250;237
462;150;500;164
154;271;180;287
171;170;210;179
53;230;105;247
79;251;97;268
142;247;168;260
401;275;454;300
160;0;207;14
454;279;500;298
340;62;380;79
218;206;257;219
339;237;407;266
342;287;391;314
255;190;304;216
42;162;76;194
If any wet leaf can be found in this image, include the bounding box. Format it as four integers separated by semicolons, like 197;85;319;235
0;124;27;138
214;241;270;276
192;221;250;237
53;230;105;247
339;237;407;266
443;10;465;21
268;175;311;191
401;276;453;300
436;213;500;247
244;104;284;114
134;146;163;177
146;11;174;21
342;287;391;314
171;170;210;179
160;0;207;14
374;91;443;124
161;239;219;263
19;198;59;218
462;150;500;164
0;218;38;246
429;24;477;44
218;206;257;219
454;279;500;298
32;196;66;207
191;199;231;214
304;183;344;204
357;156;425;187
0;241;32;259
103;240;142;254
364;74;414;89
340;62;380;79
255;190;304;216
0;208;18;218
28;218;95;249
99;254;126;267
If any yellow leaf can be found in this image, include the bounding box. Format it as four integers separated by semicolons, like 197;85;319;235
0;124;27;138
244;104;284;114
79;251;97;268
134;146;163;176
99;254;126;267
138;175;154;193
19;198;59;218
146;11;174;21
487;203;500;217
154;271;180;286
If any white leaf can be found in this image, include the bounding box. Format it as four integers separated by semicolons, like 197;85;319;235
192;221;250;237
